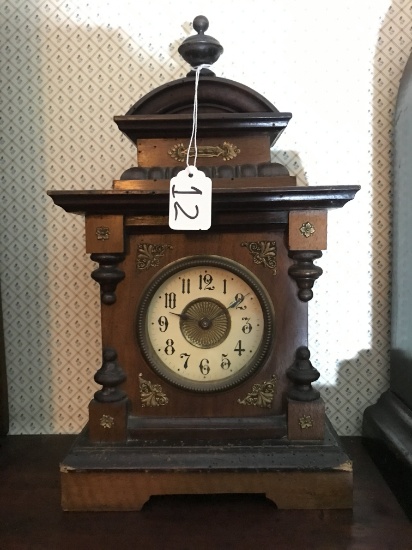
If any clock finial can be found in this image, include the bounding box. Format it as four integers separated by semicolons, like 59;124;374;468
193;15;209;34
178;15;223;76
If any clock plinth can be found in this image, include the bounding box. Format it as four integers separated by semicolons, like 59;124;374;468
60;419;351;511
49;16;359;511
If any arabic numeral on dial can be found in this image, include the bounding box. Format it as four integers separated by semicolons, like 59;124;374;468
199;273;214;290
199;358;210;376
242;317;252;334
234;293;247;310
180;353;190;369
164;292;176;309
221;354;231;370
164;339;175;355
234;340;246;356
158;316;169;332
181;278;191;294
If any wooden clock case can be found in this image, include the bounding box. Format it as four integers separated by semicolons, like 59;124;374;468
49;17;359;511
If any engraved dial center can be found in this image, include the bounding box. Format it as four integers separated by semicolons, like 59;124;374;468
199;317;212;329
180;298;231;349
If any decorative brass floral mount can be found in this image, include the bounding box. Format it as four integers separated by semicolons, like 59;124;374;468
241;240;277;275
139;374;169;407
168;142;240;162
100;414;114;429
136;243;173;271
299;415;313;429
96;226;110;241
299;221;315;238
237;375;277;408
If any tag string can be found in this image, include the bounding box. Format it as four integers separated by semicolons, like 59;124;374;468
186;64;211;171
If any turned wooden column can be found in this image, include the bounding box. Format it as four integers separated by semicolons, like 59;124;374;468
286;210;327;440
85;214;129;442
88;347;128;442
286;346;325;440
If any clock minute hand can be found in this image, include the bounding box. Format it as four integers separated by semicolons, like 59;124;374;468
209;294;251;322
169;311;194;321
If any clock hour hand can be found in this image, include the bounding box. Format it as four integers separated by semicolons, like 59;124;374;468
169;311;194;321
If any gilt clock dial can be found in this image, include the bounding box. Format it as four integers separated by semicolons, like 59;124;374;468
137;255;274;392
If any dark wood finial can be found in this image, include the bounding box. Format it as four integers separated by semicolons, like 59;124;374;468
288;250;323;301
94;347;127;403
193;15;209;34
287;346;321;402
90;253;125;305
178;15;223;76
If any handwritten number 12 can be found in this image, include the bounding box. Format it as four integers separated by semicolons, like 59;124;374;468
172;185;202;221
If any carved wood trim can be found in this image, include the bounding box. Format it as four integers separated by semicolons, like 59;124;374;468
119;162;289;180
48;186;360;217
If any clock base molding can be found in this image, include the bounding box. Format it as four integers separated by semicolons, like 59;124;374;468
127;414;287;441
60;419;352;511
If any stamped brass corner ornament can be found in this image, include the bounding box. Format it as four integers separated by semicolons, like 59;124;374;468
168;142;240;162
299;221;315;238
237;375;277;408
96;226;110;241
241;240;277;275
299;415;313;429
136;243;173;271
139;374;169;407
100;414;114;429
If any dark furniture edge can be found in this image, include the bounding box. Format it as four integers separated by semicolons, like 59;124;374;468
363;390;412;520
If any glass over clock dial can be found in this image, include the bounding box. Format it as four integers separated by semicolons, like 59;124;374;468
137;255;274;392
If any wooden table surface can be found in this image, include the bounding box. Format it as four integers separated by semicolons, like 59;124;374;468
0;435;411;550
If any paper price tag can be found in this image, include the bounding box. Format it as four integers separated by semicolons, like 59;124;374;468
169;167;212;230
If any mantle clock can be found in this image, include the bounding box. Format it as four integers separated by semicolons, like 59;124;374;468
49;16;359;511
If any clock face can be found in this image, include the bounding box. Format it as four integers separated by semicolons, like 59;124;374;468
137;255;274;392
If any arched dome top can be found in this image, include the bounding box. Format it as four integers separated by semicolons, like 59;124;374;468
126;76;282;115
115;16;291;146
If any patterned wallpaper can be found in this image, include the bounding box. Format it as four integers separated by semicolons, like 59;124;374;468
1;0;410;435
